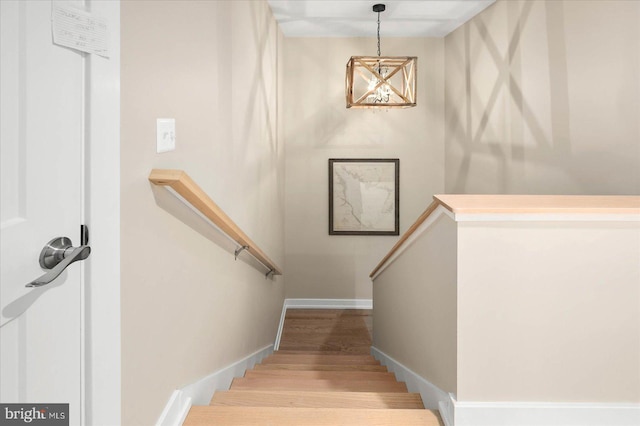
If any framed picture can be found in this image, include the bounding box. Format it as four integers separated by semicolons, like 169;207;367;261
329;158;399;235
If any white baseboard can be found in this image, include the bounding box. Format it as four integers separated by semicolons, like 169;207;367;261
452;397;640;426
155;390;191;426
274;298;373;349
155;344;273;426
370;346;451;416
368;349;640;426
439;394;456;426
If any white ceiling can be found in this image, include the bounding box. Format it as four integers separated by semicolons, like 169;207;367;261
267;0;495;37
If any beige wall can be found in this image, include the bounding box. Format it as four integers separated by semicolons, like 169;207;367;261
445;0;640;195
373;213;458;395
457;221;640;402
121;1;284;424
372;213;640;403
283;37;445;299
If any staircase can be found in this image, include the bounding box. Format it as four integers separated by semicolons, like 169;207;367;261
183;309;443;425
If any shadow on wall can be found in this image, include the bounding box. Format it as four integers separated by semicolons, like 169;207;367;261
232;1;283;232
446;0;640;195
149;183;274;278
447;1;569;194
239;1;277;155
283;37;428;151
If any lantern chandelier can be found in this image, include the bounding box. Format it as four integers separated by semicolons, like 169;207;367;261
346;3;417;109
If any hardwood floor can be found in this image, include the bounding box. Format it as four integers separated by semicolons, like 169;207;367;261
278;309;373;354
182;309;443;425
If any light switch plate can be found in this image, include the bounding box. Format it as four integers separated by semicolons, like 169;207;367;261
156;118;175;153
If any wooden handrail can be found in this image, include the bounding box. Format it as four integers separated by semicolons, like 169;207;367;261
149;169;283;275
370;194;640;278
369;199;440;278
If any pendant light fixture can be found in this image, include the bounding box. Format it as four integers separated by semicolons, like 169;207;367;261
345;3;417;109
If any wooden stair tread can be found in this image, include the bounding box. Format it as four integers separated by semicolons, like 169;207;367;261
281;320;373;334
210;390;425;409
231;377;408;392
184;407;442;426
253;363;389;372
263;354;380;365
275;350;361;355
182;309;442;426
278;339;372;354
244;370;396;381
278;309;372;354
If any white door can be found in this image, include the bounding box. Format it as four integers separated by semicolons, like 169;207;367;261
1;1;87;423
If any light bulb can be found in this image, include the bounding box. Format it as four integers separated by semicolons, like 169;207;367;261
366;67;391;103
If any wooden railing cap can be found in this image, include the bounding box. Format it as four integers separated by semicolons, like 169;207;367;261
370;194;640;278
149;169;283;276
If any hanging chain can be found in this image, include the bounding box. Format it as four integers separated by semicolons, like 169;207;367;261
376;11;381;57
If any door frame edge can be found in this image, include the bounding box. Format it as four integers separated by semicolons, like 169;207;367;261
84;1;121;425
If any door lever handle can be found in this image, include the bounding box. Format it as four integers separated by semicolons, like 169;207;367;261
26;237;91;288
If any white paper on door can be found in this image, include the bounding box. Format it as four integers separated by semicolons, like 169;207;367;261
51;2;109;58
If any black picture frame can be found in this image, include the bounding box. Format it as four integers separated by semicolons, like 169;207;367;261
329;158;399;236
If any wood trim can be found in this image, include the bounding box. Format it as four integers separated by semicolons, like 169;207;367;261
434;194;640;215
148;169;283;275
